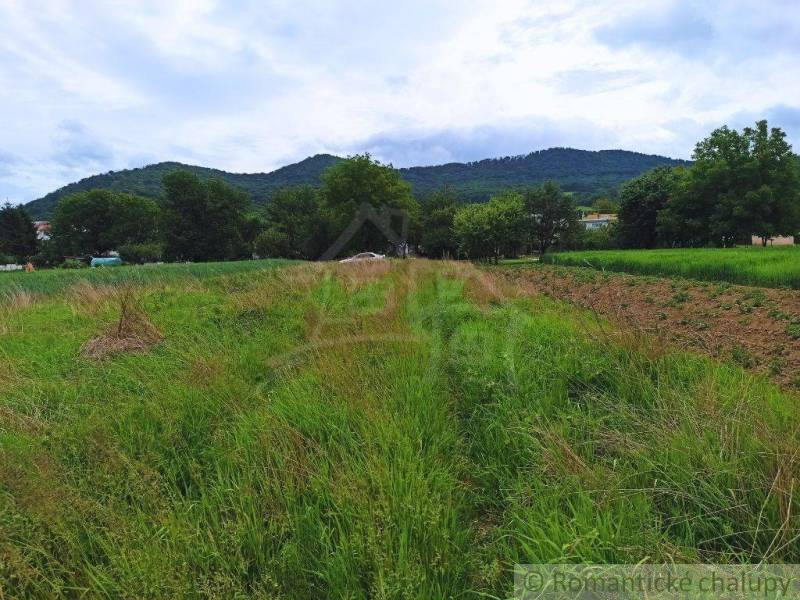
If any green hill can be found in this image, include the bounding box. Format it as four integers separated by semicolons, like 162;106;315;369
24;148;688;218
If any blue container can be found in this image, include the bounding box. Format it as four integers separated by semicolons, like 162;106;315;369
90;257;123;268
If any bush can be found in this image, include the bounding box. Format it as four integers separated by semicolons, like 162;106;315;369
562;223;619;251
118;242;164;264
60;258;87;269
254;228;290;258
30;239;64;268
0;253;17;265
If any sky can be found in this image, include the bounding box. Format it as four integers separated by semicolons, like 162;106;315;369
1;0;799;204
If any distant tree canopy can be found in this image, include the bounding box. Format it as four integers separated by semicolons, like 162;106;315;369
454;191;527;261
419;188;459;258
162;171;253;261
617;166;681;249
319;154;420;256
259;185;327;259
0;203;37;262
524;181;580;254
617;121;800;248
37;119;800;267
23;149;688;220
51;190;160;257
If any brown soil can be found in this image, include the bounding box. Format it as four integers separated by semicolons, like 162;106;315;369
492;264;800;389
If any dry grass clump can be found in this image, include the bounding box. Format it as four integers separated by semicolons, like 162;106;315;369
67;280;117;315
81;288;163;359
2;287;35;310
230;263;326;313
331;259;393;292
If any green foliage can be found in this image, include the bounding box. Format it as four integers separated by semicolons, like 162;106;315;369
253;227;290;258
454;192;526;260
617;166;682;248
59;257;86;269
0;203;38;261
118;242;164;264
51;189;160;257
263;186;327;258
524;180;580;253
419;188;459;258
591;197;618;212
320;154;420;256
658;121;800;247
24;150;688;219
162;171;252;262
24;155;343;219
563;221;619;250
544;246;800;288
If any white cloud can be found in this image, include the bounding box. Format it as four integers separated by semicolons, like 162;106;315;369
0;0;798;203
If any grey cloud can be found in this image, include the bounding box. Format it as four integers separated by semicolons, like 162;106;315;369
594;1;800;61
347;119;624;168
51;120;114;169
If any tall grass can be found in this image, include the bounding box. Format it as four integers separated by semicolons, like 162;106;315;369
0;260;798;597
542;246;800;288
0;258;294;297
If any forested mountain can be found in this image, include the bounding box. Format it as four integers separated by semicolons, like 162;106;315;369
403;148;688;201
24;148;688;218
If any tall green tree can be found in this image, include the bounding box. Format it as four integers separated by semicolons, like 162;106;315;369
264;186;328;259
162;171;252;261
0;203;37;262
51;190;160;256
523;181;579;254
319;154;420;256
617;167;681;248
419;188;459;258
453;192;525;261
659;120;800;247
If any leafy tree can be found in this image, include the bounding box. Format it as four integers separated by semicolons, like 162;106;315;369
0;203;37;262
118;242;164;264
51;190;160;256
591;197;619;213
263;186;328;258
659;120;800;247
254;228;290;258
419;188;459;258
523;181;579;254
617;167;681;248
454;192;526;261
320;154;420;256
162;171;252;261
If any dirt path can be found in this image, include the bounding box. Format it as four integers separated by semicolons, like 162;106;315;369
492;264;800;390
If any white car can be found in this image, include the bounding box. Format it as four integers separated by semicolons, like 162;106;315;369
339;252;386;263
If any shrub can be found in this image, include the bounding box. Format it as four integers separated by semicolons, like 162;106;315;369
118;242;164;264
61;258;87;269
0;253;16;265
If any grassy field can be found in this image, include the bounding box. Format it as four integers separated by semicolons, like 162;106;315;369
1;260;798;597
542;246;800;288
0;259;294;296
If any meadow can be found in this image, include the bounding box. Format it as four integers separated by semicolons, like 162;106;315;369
1;260;798;597
542;246;800;288
0;259;294;296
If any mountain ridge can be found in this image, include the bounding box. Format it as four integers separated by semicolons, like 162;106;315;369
23;148;689;219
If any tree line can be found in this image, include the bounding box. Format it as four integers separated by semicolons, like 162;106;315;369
617;120;800;248
2;119;798;267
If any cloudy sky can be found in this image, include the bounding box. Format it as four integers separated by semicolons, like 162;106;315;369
1;0;799;204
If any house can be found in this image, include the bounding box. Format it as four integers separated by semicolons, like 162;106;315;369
751;235;794;246
580;212;618;230
33;221;51;241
